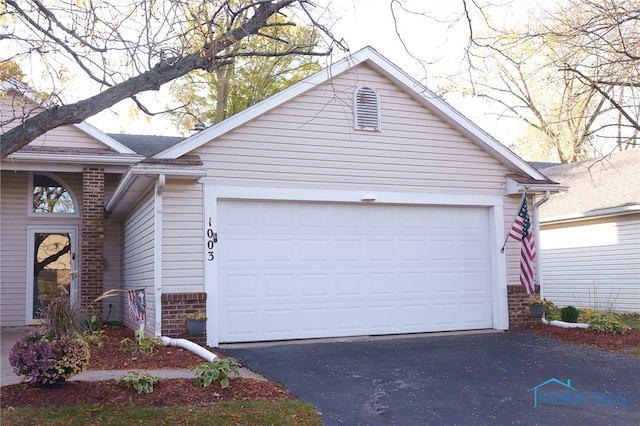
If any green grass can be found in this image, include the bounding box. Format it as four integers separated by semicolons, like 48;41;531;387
0;401;322;426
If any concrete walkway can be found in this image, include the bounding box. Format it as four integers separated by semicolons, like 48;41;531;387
1;327;264;387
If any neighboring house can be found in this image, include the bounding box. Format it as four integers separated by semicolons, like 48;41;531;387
538;149;640;313
1;47;562;346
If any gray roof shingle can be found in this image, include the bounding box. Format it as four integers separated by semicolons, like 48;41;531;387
108;134;184;158
539;149;640;219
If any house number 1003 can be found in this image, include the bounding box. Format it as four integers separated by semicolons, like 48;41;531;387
206;218;217;261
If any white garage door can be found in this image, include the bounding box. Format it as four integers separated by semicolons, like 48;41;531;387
217;200;493;343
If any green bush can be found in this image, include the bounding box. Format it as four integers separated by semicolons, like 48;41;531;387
560;306;580;323
118;371;161;394
587;312;628;334
193;358;240;389
119;329;161;355
544;299;561;321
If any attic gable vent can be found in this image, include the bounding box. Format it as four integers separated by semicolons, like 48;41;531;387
354;85;381;130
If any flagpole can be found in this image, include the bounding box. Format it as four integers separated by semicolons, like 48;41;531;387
500;191;527;253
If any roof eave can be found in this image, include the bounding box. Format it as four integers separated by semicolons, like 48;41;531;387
540;204;640;224
106;162;206;219
4;151;144;166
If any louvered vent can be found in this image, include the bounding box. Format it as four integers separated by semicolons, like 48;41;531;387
354;85;381;130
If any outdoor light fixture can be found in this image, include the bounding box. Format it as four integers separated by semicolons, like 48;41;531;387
360;192;376;201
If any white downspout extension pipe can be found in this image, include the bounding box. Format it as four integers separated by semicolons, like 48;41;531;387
161;336;218;362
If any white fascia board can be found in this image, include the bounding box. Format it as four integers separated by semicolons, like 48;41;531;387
5;151;143;165
540;204;640;224
506;177;568;195
74;122;137;154
106;163;206;212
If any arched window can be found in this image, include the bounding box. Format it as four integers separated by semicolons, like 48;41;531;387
31;173;77;214
354;85;381;130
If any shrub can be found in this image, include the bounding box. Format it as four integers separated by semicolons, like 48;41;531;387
544;299;561;321
9;329;90;384
578;308;596;323
587;312;628;334
560;306;580;323
193;358;240;389
118;371;161;394
119;329;161;355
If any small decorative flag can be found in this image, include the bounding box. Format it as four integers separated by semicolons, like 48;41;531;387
128;289;146;323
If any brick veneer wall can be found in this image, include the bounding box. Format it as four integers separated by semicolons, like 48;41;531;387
81;168;105;319
508;284;542;329
162;292;207;338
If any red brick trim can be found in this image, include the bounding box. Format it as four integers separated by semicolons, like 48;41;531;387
508;284;542;329
81;168;105;318
161;292;207;339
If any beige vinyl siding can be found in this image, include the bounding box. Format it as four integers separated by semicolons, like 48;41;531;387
194;65;508;195
0;171;83;325
502;195;538;290
540;215;640;313
103;220;121;322
162;181;204;293
1;92;106;151
121;191;155;333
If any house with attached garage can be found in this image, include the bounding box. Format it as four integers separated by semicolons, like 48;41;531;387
538;150;640;313
1;47;563;346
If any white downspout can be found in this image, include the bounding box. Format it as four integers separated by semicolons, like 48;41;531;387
533;191;551;298
154;174;165;337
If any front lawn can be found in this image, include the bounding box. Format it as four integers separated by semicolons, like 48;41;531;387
1;401;322;426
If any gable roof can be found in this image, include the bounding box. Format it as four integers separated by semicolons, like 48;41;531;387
539;149;640;222
1;80;138;159
153;47;550;184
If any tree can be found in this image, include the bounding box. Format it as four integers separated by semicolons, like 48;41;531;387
169;16;322;129
1;0;341;158
452;0;640;162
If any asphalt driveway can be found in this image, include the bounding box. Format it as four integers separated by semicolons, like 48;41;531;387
220;331;640;425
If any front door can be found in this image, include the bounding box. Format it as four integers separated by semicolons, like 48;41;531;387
27;228;77;322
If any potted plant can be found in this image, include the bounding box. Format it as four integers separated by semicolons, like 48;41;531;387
186;311;207;335
528;297;546;318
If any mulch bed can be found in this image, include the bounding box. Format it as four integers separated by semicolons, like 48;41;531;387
1;326;291;408
2;324;638;408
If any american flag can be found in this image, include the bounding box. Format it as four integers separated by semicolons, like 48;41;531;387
128;289;146;323
508;194;536;294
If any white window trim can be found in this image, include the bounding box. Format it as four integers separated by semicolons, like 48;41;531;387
28;172;80;218
353;85;381;131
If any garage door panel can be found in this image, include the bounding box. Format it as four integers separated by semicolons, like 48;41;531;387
218;200;493;342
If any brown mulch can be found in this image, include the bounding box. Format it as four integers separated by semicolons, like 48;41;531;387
525;322;640;355
1;326;290;408
2;324;639;408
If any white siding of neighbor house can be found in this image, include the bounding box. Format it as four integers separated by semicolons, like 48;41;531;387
161;181;205;293
193;64;524;293
121;190;156;334
0;171;82;325
540;214;640;313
